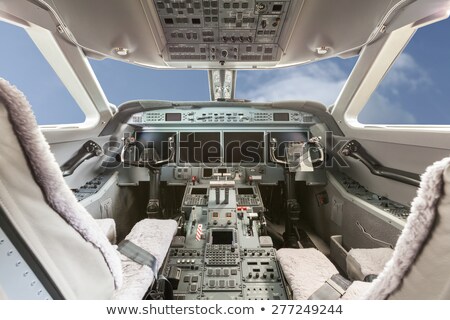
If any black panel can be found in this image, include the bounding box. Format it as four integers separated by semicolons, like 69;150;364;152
179;132;221;164
165;113;182;121
273;113;289;121
211;230;234;245
238;187;254;195
136;132;177;160
224;132;264;164
191;188;208;195
203;167;213;178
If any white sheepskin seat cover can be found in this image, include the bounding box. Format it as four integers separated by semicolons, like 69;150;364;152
364;157;450;299
0;78;122;288
114;219;178;300
341;281;372;300
277;248;338;300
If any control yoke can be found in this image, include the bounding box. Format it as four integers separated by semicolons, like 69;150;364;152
121;136;175;168
60;140;103;177
270;137;324;170
270;136;324;247
269;138;289;166
120;136;175;217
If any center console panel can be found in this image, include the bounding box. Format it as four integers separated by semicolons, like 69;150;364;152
163;172;288;300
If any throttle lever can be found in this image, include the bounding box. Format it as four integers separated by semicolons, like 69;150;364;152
60;140;103;177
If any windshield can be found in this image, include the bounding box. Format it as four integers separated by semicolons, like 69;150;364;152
89;59;210;104
0;21;85;125
237;58;356;104
358;17;450;125
89;57;356;107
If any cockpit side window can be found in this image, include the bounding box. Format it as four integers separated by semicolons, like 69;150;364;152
0;20;85;125
358;17;450;125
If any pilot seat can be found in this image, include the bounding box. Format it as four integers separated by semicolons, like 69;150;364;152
0;78;177;299
277;155;450;299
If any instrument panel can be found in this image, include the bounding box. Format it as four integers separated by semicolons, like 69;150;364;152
122;107;324;186
163;177;288;300
128;108;315;165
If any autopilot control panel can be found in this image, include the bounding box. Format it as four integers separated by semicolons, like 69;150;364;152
130;109;315;124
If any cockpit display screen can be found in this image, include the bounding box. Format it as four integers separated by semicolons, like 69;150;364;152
165;113;182;121
224;132;264;164
135;132;177;160
191;188;208;195
211;230;234;245
238;188;254;195
273;113;290;121
179;132;221;164
203;168;213;178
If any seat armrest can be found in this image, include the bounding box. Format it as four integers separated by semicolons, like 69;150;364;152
96;218;117;244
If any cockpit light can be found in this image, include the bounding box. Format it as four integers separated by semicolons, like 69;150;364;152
113;47;129;57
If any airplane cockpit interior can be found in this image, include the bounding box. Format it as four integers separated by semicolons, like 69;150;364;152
1;0;450;301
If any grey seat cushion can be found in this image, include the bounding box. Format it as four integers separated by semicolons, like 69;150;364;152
277;248;338;300
346;248;393;281
113;219;178;300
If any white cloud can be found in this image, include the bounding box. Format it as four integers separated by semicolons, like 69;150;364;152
238;60;349;106
359;52;432;124
379;53;432;94
358;92;416;124
238;52;433;125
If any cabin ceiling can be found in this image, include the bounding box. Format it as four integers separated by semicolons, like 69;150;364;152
20;0;439;69
1;0;449;70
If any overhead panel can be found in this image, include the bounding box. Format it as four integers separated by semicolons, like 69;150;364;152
35;0;409;69
152;0;291;63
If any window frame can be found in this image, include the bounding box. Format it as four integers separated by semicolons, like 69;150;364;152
331;18;450;150
0;18;115;142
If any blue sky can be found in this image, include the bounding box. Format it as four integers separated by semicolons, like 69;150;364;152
0;17;449;125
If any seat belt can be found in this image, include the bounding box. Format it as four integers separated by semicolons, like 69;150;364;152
117;240;158;276
118;240;175;300
308;274;352;300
